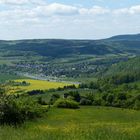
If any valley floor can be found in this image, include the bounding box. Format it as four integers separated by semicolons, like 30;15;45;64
1;106;140;140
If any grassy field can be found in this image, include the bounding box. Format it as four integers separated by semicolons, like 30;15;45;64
0;73;21;83
1;106;140;140
14;79;72;91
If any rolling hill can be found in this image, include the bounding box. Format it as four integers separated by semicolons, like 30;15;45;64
107;33;140;41
0;34;140;82
0;34;140;58
105;57;140;76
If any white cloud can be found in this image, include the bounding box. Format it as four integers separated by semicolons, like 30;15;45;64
130;5;140;14
0;3;140;22
0;0;29;5
114;5;140;15
0;1;111;17
0;0;46;5
0;9;36;21
34;4;110;17
35;3;79;16
80;6;110;15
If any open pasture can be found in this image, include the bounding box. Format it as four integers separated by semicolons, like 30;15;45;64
1;106;140;140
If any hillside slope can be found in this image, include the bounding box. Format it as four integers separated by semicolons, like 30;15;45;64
105;57;140;76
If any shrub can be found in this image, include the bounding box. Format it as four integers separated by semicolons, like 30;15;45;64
85;93;95;102
38;97;48;105
27;90;45;96
17;98;45;120
49;94;60;105
135;95;140;101
78;83;88;89
117;93;127;100
0;88;5;94
92;99;102;106
133;99;140;110
125;98;135;108
80;98;92;105
68;91;81;102
0;96;24;125
54;99;79;109
0;95;46;125
101;93;108;101
112;100;126;108
89;82;99;89
63;85;77;89
106;94;115;105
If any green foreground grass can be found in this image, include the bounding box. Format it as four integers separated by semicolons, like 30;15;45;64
1;106;140;140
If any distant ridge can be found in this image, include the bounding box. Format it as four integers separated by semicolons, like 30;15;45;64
107;34;140;41
0;33;140;41
0;33;140;58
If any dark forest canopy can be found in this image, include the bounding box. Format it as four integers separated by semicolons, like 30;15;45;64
0;34;140;58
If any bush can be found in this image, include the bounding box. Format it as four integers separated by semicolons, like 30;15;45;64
17;98;45;120
27;90;45;96
117;93;127;100
68;91;81;102
80;98;92;105
0;95;46;125
92;99;102;106
54;99;79;109
112;100;126;108
85;93;95;102
125;98;135;108
49;94;60;105
0;88;5;94
78;83;88;89
0;96;24;125
38;97;48;105
106;94;115;105
101;93;108;101
133;99;140;110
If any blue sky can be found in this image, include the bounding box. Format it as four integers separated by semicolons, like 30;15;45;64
0;0;140;40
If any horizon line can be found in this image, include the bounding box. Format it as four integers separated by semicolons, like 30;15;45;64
0;33;140;41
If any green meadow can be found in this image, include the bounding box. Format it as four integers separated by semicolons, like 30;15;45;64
1;106;140;140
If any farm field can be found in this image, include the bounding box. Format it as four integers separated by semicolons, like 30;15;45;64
14;79;73;91
1;106;140;140
0;73;21;83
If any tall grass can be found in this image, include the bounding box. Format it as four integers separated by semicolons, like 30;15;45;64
1;106;140;140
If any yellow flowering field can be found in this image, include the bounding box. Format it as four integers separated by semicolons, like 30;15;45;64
14;79;73;91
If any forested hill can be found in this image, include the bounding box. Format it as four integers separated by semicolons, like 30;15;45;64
105;57;140;76
0;33;140;58
102;57;140;84
0;39;113;57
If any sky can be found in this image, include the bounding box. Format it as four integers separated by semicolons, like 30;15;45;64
0;0;140;40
